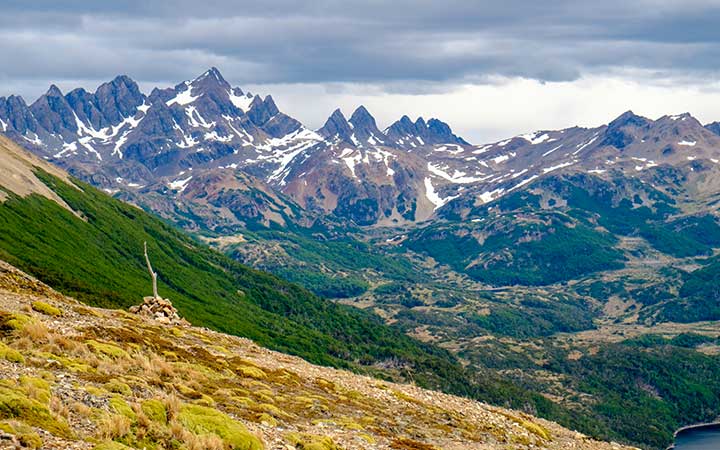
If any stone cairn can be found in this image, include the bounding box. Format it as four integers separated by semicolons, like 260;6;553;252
128;242;189;326
129;296;187;325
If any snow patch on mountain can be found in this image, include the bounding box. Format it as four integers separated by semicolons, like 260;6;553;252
186;106;215;129
428;163;484;184
542;161;576;174
341;149;362;178
434;144;465;155
509;175;539;192
229;91;254;112
492;153;516;164
543;144;563;157
77;136;102;161
263;130;323;185
520;132;552;145
472;145;492;155
173;121;199;149
54;141;77;158
573;134;599;155
22;132;43;146
479;188;505;204
204;131;233;143
167;83;199;106
169;175;193;192
113;132;130;158
424;177;458;210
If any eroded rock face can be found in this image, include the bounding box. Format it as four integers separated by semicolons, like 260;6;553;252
129;296;188;326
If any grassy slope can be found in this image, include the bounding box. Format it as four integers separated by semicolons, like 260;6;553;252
0;267;632;450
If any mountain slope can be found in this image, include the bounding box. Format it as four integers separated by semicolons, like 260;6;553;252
0;260;633;450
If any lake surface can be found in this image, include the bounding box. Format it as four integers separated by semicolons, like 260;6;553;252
673;424;720;449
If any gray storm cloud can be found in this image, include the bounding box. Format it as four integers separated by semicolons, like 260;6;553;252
2;0;720;94
2;0;720;142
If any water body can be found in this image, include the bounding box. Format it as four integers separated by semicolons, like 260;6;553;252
673;424;720;449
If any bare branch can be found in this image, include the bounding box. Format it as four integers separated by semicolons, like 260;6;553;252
144;241;159;299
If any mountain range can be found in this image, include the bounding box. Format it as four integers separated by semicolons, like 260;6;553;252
4;68;720;231
1;68;468;227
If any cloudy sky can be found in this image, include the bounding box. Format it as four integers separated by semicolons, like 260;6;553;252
2;0;720;142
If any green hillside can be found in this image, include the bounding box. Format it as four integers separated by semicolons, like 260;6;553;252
0;167;572;423
0;170;430;370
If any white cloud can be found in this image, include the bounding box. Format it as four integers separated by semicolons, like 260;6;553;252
248;74;720;143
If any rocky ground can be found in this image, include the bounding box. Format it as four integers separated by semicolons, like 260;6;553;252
0;260;636;450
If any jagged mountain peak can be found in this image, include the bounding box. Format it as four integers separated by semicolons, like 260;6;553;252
386;114;468;146
657;112;703;127
427;118;470;145
349;106;375;128
5;95;28;106
706;121;720;136
247;95;279;121
200;66;224;79
329;108;347;122
261;95;280;116
607;110;652;129
66;87;91;97
249;95;264;108
0;95;36;135
188;67;232;93
345;106;385;146
602;110;654;149
231;86;247;98
349;105;375;125
102;74;137;89
45;84;64;97
93;75;145;123
427;118;451;132
29;84;77;137
385;115;416;136
318;108;353;141
94;75;143;102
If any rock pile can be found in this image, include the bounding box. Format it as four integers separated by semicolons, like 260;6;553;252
129;296;188;325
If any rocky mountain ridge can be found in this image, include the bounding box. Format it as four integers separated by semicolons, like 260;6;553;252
1;68;470;226
6;69;720;228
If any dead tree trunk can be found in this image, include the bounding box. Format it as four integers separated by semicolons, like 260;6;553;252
144;241;159;299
